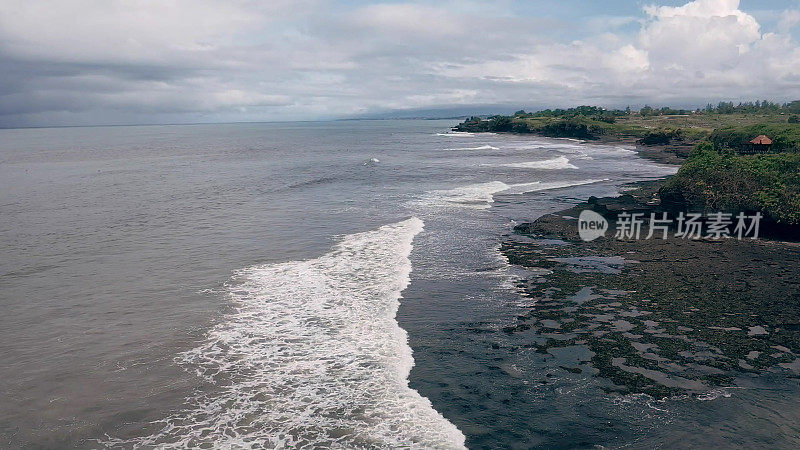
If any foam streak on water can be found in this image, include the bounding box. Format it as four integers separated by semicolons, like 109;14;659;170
446;145;500;151
113;217;465;449
435;132;474;137
503;178;610;195
500;156;578;170
418;181;511;209
414;178;610;209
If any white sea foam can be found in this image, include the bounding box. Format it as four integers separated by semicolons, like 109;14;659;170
512;143;583;150
503;178;610;195
446;145;500;151
416;181;511;209
696;387;738;401
499;156;578;170
436;132;474;137
108;218;466;449
610;145;638;155
581;145;637;156
413;178;609;210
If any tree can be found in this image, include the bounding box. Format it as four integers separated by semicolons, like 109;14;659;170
488;116;512;132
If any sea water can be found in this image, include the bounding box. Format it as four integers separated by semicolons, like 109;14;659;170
3;120;796;448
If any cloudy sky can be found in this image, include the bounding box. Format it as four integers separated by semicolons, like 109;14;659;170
1;0;799;127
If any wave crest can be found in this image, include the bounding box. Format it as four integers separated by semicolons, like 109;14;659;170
413;178;609;209
106;218;466;449
446;145;499;151
415;181;510;209
501;156;578;170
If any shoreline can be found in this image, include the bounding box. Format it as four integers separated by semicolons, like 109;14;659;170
462;129;691;166
593;134;690;166
497;135;800;398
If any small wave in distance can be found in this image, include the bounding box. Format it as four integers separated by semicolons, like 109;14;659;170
496;156;578;170
446;145;500;151
414;178;610;209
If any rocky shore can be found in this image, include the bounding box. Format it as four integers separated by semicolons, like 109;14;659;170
500;149;800;398
595;135;691;166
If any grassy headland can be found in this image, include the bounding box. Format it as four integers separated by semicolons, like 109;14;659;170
661;143;800;225
454;102;800;153
455;101;800;225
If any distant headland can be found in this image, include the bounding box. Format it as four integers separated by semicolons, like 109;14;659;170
455;101;800;226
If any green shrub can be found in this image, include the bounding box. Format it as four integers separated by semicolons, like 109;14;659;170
487;116;512;132
535;118;608;139
511;121;531;133
638;129;682;146
710;124;800;152
661;143;800;224
452;117;489;132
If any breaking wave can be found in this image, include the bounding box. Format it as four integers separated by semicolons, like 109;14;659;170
415;181;511;209
503;178;610;195
435;132;474;137
497;156;578;170
413;178;609;209
446;145;500;151
107;218;466;449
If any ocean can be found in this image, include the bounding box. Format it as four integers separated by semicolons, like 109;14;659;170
5;119;785;448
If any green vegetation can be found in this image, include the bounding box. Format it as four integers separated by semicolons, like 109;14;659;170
457;100;800;225
454;101;800;145
638;128;682;146
640;105;693;116
536;117;610;139
491;101;800;397
710;124;800;152
661;142;800;224
455;107;618;139
703;100;800;115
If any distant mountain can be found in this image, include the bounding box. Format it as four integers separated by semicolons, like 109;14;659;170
349;104;530;120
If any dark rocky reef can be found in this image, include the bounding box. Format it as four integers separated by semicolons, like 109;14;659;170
502;182;800;398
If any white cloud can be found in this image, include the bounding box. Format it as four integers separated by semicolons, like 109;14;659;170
604;45;650;73
644;0;747;18
630;0;800;96
0;1;266;64
349;4;464;37
0;0;799;127
778;9;800;33
640;0;761;70
429;0;800;106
